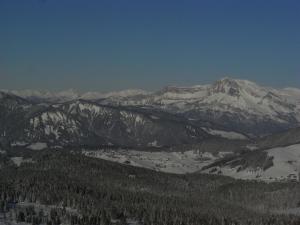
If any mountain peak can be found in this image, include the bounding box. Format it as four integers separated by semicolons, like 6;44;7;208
212;77;241;96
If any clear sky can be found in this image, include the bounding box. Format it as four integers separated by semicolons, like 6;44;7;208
0;0;299;91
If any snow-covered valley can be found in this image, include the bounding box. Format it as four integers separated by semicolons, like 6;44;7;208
203;144;300;182
82;149;232;174
82;143;300;182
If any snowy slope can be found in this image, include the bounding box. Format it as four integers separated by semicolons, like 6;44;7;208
96;78;300;135
147;78;298;121
281;87;300;103
1;89;149;103
2;89;80;103
202;127;248;140
83;149;232;174
203;144;300;182
81;89;149;100
4;78;300;118
16;100;212;147
2;78;300;136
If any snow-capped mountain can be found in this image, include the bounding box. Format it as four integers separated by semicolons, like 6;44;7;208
1;96;215;148
2;78;300;137
100;78;300;136
94;78;300;136
2;85;300;182
81;89;149;100
1;88;150;103
1;89;80;103
279;88;300;111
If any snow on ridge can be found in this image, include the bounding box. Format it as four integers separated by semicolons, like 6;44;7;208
202;128;248;140
2;78;300;124
140;78;300;122
81;89;150;100
1;88;151;102
2;78;299;105
27;142;48;150
280;87;300;103
282;87;300;93
104;89;150;98
1;89;79;101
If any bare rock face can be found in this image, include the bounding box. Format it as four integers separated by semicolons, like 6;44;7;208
210;78;241;96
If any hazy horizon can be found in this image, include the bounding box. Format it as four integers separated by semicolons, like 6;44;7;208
1;76;300;94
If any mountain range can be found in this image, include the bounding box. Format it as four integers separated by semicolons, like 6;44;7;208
1;77;300;181
2;78;300;136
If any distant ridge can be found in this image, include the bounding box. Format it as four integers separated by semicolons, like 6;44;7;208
1;78;300;136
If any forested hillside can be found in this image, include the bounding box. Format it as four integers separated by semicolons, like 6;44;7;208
0;150;300;225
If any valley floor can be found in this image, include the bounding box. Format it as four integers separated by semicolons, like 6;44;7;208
82;144;300;182
82;149;231;174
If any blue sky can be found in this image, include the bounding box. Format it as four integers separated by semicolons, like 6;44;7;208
0;0;299;91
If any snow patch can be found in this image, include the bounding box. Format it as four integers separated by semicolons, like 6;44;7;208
27;142;47;150
148;140;160;147
11;141;28;147
11;157;33;167
203;128;248;140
